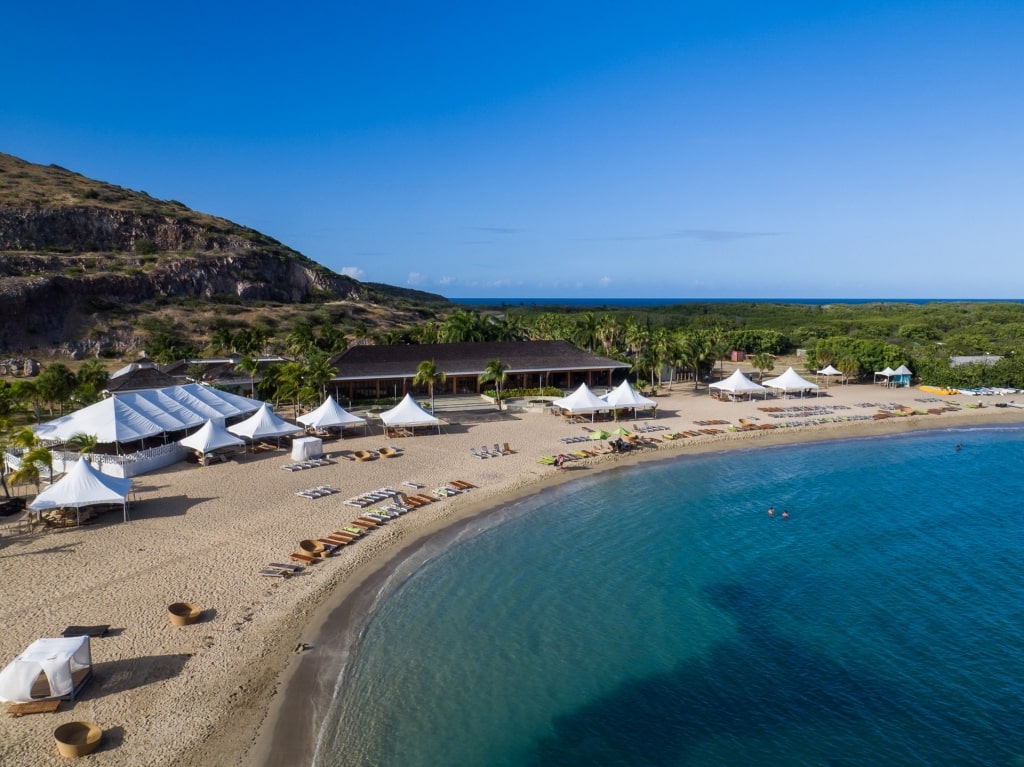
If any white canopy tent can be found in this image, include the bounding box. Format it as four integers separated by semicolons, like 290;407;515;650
874;366;897;386
763;367;820;398
816;364;844;387
0;636;92;703
380;394;441;435
296;395;368;437
892;364;913;387
29;457;134;523
227;403;301;446
34;384;263;445
709;369;768;400
179;420;246;455
551;383;610;421
602;380;657;419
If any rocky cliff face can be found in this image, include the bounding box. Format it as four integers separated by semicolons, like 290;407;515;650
0;205;364;351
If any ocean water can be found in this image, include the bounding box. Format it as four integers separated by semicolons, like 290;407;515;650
315;426;1024;767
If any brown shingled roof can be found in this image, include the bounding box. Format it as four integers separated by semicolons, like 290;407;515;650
330;341;628;381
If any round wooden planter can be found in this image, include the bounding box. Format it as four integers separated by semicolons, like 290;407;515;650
168;602;201;627
54;721;102;758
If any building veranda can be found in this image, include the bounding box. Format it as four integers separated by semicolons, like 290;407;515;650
328;341;631;401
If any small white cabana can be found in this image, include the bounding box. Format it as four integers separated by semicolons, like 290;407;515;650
551;383;610;421
709;369;768;401
816;364;844;387
602;380;657;419
874;366;897;386
380;394;441;436
296;395;368;438
763;367;820;398
227;403;301;447
29;457;134;524
0;636;92;703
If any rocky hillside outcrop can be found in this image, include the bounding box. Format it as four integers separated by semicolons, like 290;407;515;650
0;153;446;353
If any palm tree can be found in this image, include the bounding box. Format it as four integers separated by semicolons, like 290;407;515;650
413;360;447;413
479;359;510;411
66;432;101;468
303;351;337;402
235;353;261;397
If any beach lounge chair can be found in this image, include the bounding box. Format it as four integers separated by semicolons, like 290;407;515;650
61;625;110;638
289;552;319;565
470;447;488;459
260;567;292;578
492;443;504;457
268;562;303;573
403;481;425;489
449;480;475;490
501;442;515;455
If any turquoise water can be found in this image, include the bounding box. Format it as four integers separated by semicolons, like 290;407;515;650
316;426;1024;767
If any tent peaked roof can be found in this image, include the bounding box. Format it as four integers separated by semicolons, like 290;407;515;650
876;366;896;376
763;367;819;391
179;420;246;453
551;383;609;413
380;394;440;428
29;458;133;521
602;380;656;408
893;364;913;375
34;385;264;444
817;364;842;376
710;369;767;393
296;396;367;429
227;403;301;440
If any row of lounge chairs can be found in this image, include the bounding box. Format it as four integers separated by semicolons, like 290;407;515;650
633;422;668;433
471;443;514;459
280;458;332;471
296;486;339;499
268;481;478;573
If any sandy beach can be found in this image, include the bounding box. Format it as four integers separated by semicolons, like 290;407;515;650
0;381;1020;766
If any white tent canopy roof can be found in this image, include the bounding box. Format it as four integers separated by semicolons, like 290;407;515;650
34;384;263;444
227;403;301;440
552;383;609;414
29;458;133;512
0;636;92;703
876;366;896;377
380;394;440;428
763;367;819;392
179;420;246;453
602;380;656;409
296;395;367;429
817;364;842;376
893;364;913;375
710;369;767;394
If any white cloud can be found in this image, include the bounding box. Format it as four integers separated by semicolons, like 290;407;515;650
340;266;364;279
437;275;454;285
599;276;613;287
407;272;425;285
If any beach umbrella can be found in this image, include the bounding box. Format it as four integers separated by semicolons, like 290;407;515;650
613;427;631;436
589;429;611;440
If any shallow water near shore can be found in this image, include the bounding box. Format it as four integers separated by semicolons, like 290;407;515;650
315;425;1024;767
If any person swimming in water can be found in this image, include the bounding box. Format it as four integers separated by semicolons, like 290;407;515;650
782;510;789;519
768;506;774;517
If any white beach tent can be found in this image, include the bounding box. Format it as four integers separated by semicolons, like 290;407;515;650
892;364;913;387
380;393;441;435
763;367;820;398
29;457;134;523
874;366;897;386
0;636;92;703
179;420;246;455
296;395;368;437
551;383;610;421
602;380;657;418
816;364;844;387
709;369;768;400
227;403;301;446
34;384;263;445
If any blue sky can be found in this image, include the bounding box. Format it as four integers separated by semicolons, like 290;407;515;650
3;2;1023;299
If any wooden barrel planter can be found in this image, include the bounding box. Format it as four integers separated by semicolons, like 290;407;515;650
299;540;329;558
54;721;102;758
167;602;202;627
